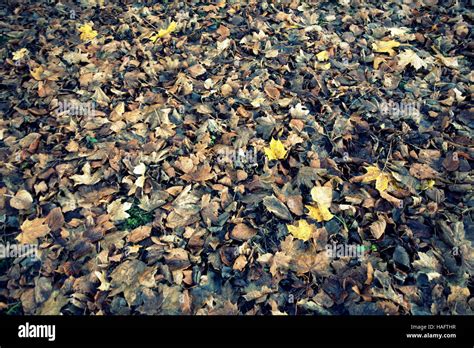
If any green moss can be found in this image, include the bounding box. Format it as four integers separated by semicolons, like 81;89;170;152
122;204;153;230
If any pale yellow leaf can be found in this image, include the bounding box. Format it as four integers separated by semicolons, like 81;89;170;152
316;50;329;62
12;48;29;61
397;50;427;70
264;138;287;160
107;199;132;222
287;220;314;241
372;40;400;56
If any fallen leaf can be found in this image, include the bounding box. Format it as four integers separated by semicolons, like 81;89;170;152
150;21;177;42
263;195;292;220
372;40;401;56
12;48;28;60
10;190;33;210
316;50;329;61
128;225;152;243
107;199;132;222
230;223;257;241
369;218;386;239
287;220;314;241
70;162;102;186
78;23;98;41
16;218;51;244
30;66;44;80
397;50;427;70
264;138;287;160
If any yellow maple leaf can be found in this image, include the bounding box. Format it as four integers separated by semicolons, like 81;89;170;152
13;48;29;61
30;66;44;80
287;219;314;241
264;138;287;160
150;21;178;42
372;40;400;56
316;50;329;62
305;204;334;222
361;166;392;193
78;23;98;41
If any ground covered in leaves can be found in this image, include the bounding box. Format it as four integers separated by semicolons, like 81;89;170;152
0;0;473;315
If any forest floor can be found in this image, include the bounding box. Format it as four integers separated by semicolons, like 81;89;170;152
0;0;473;315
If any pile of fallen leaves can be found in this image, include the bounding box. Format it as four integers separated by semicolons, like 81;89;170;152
0;0;472;315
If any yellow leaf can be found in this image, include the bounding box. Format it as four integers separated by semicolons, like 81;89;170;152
287;220;314;241
305;204;334;222
373;56;386;69
315;61;331;70
375;172;391;192
78;23;98;41
30;66;44;80
360;166;392;193
316;50;329;62
150;21;178;42
371;40;400;56
361;166;382;183
421;179;435;190
310;186;333;207
12;48;29;61
264;138;287;160
307;186;333;222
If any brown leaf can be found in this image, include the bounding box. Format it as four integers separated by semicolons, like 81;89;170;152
233;255;247;271
46;207;64;231
369;218;386;239
188;64;206;78
409;163;438;179
230;223;257;241
164;248;190;271
128;225;152;243
181;164;214;182
17;218;51;244
286;195;303;216
10;190;33;210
